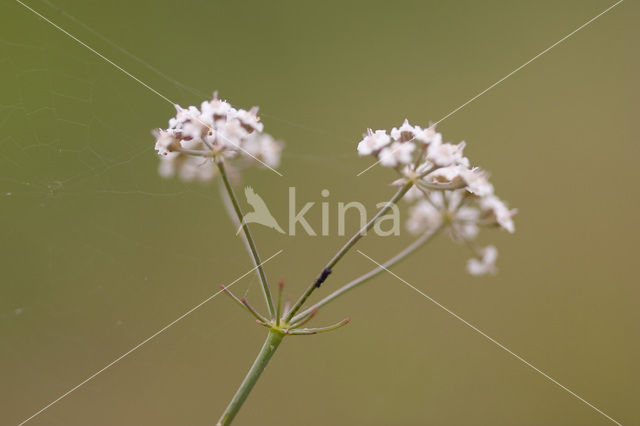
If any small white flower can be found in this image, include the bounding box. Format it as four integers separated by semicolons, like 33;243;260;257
424;165;467;187
357;129;391;156
427;141;469;167
169;105;202;136
153;129;181;157
414;126;442;146
180;137;206;152
217;119;250;150
466;245;498;276
460;167;494;197
406;199;442;235
200;93;235;122
379;142;415;167
235;107;264;133
424;166;494;196
242;133;284;168
390;119;417;142
479;195;517;233
181;118;209;142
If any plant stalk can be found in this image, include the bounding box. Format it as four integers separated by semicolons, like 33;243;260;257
217;160;276;319
217;330;285;426
284;182;413;322
291;224;444;323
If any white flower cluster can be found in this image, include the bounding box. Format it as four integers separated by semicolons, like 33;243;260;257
153;93;283;181
358;119;516;275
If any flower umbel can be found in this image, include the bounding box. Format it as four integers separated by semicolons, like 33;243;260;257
153;93;283;181
359;119;516;275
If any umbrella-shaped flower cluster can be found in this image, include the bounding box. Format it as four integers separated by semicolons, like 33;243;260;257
358;120;516;275
153;93;283;181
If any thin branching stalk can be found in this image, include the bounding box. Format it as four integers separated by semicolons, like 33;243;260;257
284;182;414;322
287;317;350;335
282;299;291;319
289;308;318;329
221;285;255;315
241;298;270;324
276;279;284;326
217;160;276;319
291;224;444;323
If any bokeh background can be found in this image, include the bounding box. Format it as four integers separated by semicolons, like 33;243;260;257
1;1;638;425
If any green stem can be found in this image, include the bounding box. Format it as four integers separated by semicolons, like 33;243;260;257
217;330;285;426
217;160;276;319
291;224;444;323
284;182;413;323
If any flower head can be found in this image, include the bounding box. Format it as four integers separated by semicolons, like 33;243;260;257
152;93;283;181
357;119;515;275
357;120;472;180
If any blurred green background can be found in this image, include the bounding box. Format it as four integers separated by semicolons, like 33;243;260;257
1;0;638;425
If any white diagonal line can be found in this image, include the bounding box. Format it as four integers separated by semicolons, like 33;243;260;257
433;0;623;126
17;249;283;426
40;0;208;99
15;0;283;177
357;250;623;426
356;158;383;177
15;0;174;103
356;0;623;177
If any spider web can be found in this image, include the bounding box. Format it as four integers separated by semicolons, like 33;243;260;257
0;0;346;200
0;4;340;423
